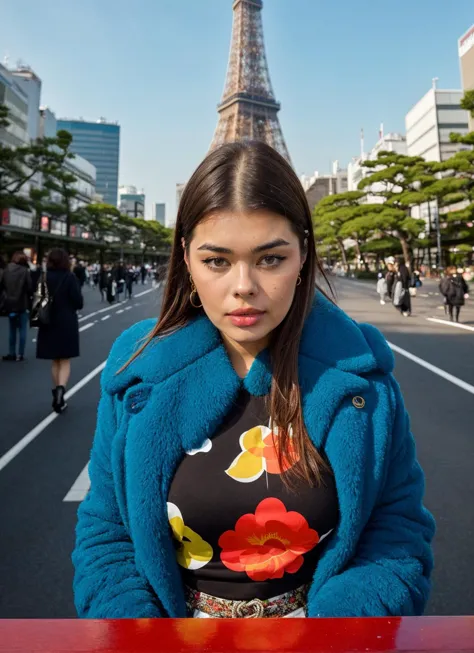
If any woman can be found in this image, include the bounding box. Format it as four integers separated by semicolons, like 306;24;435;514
393;258;412;317
36;248;83;413
384;257;396;299
440;266;469;323
2;251;33;362
73;142;435;620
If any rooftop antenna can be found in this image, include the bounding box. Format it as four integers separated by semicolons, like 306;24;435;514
432;77;439;90
360;128;365;158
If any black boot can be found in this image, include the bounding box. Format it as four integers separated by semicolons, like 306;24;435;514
53;385;68;413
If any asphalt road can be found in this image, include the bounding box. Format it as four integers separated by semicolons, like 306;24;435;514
0;277;472;618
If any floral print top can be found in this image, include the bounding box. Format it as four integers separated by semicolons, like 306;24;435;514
167;389;339;601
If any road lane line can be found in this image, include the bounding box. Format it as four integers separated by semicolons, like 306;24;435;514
0;360;106;473
125;306;132;311
388;342;474;396
135;286;158;298
78;283;160;322
116;309;124;314
63;463;90;502
101;315;110;321
78;303;118;322
426;317;474;332
79;323;94;333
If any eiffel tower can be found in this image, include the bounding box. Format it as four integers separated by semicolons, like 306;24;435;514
210;0;291;164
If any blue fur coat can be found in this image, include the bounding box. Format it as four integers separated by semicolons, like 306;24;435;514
72;294;435;618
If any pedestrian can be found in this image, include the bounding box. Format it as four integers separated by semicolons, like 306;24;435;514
73;141;434;620
440;266;469;323
73;260;86;289
376;272;388;305
36;248;83;413
125;265;134;300
1;251;33;362
140;264;147;285
384;257;396;299
106;266;117;305
98;264;108;302
393;258;411;317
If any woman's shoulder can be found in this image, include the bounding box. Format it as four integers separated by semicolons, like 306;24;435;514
104;318;158;375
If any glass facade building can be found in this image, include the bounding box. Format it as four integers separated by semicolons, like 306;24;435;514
57;119;120;206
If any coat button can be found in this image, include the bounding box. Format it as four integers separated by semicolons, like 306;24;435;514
352;396;365;409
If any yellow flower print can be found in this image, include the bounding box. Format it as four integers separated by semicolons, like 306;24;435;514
226;422;299;483
167;503;213;570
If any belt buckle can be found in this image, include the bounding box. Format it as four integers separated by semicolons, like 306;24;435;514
231;598;265;619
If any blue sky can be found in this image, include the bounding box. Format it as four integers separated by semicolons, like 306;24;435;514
2;0;473;222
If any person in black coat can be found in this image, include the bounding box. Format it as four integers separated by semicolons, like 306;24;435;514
395;258;412;317
440;266;469;323
36;248;83;413
2;251;33;362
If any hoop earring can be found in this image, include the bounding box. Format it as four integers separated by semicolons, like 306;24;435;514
189;276;203;308
296;275;302;286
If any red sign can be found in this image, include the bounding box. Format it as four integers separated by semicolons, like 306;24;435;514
1;208;9;225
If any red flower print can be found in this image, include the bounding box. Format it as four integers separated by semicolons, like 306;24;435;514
218;498;319;581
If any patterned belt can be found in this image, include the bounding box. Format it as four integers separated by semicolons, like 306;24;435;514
185;584;308;619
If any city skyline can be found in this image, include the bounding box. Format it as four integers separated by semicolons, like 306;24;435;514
1;0;473;219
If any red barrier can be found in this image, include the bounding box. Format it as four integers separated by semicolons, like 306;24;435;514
1;617;474;652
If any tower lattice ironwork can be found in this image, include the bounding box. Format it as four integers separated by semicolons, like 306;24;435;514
210;0;291;164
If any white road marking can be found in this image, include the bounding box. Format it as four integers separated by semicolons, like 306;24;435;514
78;303;118;322
116;309;124;314
388;342;474;396
79;323;94;333
125;306;132;311
77;283;160;322
101;315;110;321
0;360;106;473
135;286;158;298
63;463;90;502
426;317;474;332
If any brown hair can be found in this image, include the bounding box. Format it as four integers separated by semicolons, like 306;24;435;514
47;248;70;271
11;251;28;267
124;141;332;488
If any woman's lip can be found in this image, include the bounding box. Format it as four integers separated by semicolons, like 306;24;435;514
227;310;265;316
228;313;265;327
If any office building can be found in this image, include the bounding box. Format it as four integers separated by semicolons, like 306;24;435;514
459;24;474;130
57;117;120;205
304;162;348;213
405;86;469;162
154;203;166;225
0;62;29;148
119;185;145;218
39;106;58;138
348;132;407;195
0;62;33;230
10;65;41;141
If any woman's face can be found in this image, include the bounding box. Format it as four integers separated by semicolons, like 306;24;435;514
184;210;305;351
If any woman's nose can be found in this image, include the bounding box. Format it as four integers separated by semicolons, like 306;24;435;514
232;265;258;297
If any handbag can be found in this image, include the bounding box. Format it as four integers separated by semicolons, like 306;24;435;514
30;272;66;328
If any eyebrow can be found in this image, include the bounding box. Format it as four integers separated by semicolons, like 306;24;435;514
197;238;291;255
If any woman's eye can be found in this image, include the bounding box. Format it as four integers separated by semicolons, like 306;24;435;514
203;257;229;269
260;255;285;267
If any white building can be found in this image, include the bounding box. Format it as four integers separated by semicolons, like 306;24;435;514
405;86;469;162
459;24;474;131
348;132;407;196
153;203;166;225
0;62;34;230
10;65;41;141
119;185;145;218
